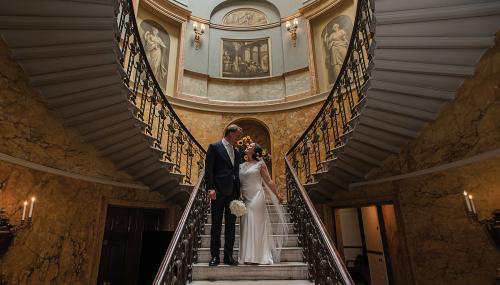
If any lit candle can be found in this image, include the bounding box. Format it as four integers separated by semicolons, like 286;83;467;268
193;21;198;31
28;196;35;218
21;201;28;221
200;23;205;33
293;18;299;27
286;21;291;29
463;191;472;212
468;194;477;214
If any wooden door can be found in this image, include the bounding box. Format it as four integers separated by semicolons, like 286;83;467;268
97;207;165;285
361;206;389;285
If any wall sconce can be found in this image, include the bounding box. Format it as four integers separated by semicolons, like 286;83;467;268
192;21;205;50
0;197;36;255
463;191;500;249
286;18;299;47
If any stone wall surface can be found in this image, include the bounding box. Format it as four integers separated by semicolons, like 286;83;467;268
172;102;323;198
331;33;500;284
0;40;177;284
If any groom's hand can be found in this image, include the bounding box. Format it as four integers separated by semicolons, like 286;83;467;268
208;189;217;200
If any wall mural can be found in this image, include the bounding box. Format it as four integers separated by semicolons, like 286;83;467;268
321;15;353;85
222;38;270;78
222;8;268;27
140;19;170;91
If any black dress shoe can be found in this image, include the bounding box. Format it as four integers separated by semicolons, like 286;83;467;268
223;256;238;266
209;257;220;266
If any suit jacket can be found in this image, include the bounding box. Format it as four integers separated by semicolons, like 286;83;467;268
205;140;241;198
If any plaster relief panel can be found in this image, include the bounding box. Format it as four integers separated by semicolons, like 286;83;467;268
222;8;268;26
140;20;170;92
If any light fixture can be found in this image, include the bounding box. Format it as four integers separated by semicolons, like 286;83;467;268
463;191;499;249
193;21;205;50
286;18;299;47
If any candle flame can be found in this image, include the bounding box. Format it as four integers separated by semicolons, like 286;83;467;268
463;191;467;196
468;194;473;199
31;196;35;202
24;201;28;205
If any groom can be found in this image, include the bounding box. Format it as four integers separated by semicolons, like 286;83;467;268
204;124;243;266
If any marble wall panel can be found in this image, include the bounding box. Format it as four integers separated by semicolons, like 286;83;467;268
182;74;208;97
0;40;180;284
207;78;286;101
285;70;310;96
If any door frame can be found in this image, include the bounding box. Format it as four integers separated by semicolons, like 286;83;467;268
89;197;173;285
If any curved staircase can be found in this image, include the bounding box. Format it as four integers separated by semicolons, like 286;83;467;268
0;0;205;204
291;0;500;200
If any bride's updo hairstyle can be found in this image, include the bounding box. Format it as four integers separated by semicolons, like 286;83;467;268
252;143;264;161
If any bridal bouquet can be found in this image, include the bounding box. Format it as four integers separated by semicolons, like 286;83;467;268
229;200;247;217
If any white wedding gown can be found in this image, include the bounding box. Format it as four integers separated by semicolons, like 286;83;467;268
238;160;287;264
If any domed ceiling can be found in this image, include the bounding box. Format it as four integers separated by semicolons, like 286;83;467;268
136;0;357;111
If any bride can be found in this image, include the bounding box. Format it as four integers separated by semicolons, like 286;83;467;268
238;142;287;265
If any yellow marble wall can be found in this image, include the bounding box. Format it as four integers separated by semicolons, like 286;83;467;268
0;40;179;284
172;102;324;198
328;33;500;284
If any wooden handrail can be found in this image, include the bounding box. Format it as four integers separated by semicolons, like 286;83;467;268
285;156;355;284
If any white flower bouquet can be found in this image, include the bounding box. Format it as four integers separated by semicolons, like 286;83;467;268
229;200;247;217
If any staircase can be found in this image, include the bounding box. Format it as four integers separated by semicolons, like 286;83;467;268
191;204;312;284
0;0;205;204
290;0;500;200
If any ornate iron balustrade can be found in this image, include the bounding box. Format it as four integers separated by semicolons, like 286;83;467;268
287;0;374;185
116;0;205;186
286;157;354;285
153;172;209;284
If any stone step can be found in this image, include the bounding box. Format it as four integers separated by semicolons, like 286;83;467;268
192;262;309;280
207;212;291;223
200;234;299;248
197;247;303;263
190;280;313;285
203;223;295;235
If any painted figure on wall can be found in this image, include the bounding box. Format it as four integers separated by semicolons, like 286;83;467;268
321;15;353;85
223;8;268;27
222;39;270;78
140;20;170;91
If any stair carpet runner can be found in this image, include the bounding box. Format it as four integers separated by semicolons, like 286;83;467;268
191;204;313;284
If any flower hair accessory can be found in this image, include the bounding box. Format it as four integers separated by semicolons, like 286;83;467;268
236;135;271;162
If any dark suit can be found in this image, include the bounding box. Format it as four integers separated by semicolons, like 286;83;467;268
204;140;241;260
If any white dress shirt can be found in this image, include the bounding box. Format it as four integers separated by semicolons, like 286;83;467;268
222;138;235;165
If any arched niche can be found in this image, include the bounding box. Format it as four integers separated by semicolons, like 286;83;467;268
229;118;272;175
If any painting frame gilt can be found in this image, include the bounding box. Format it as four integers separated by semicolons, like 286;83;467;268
221;38;271;79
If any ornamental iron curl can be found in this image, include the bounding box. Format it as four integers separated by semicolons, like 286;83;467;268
287;0;374;185
115;0;205;187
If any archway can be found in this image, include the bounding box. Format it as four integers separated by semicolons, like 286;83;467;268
230;118;272;175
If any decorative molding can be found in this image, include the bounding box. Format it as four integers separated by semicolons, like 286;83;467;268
222;8;268;27
300;0;343;20
142;0;191;23
210;21;281;31
183;66;309;82
349;148;500;188
168;90;329;113
0;152;149;190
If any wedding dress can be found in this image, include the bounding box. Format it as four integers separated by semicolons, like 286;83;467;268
238;160;287;264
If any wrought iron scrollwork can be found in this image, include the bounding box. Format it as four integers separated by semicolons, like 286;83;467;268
286;158;354;285
287;0;374;185
115;0;206;186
